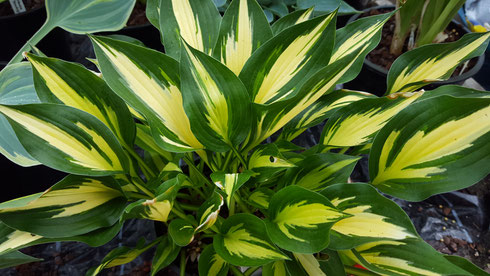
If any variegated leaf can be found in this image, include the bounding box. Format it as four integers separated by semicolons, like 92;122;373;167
211;171;253;207
342;239;470;276
370;96;490;201
124;175;184;222
286;153;360;191
329;12;392;67
0;175;126;238
283;252;345;276
214;0;272;75
265;185;347;253
87;238;159;276
320;91;424;148
169;219;194;246
180;42;252;152
387;32;490;93
280;89;376;141
418;85;490;101
0;104;129;175
444;255;490;276
321;183;418;250
151;235;181;276
196;190;224;232
214;213;288;266
248;143;295;182
91;35;203;152
244;13;390;149
263;260;289;276
198;244;229;276
0;251;40;269
248;188;274;209
239;11;337;105
27;53;136;147
159;0;221;59
271;8;314;35
135;124;173;164
0;222;44;256
0;63;40;167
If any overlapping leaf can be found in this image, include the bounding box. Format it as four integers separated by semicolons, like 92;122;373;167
211;171;253;206
370;96;490;201
321;183;418;250
180;42;252;152
158;0;221;59
196;191;224;232
214;213;288;266
285;153;360;191
124;175;183;222
239;11;337;105
0;175;126;238
214;0;272;75
280;89;375;141
245;13;391;149
198;245;229;276
271;8;314;35
387;32;490;93
0;103;129;175
91;35;203;152
87;238;159;276
342;239;471;276
0;251;40;269
320;91;424;148
27;53;135;146
151;235;181;275
0;63;40;167
265;186;347;253
169;219;195;246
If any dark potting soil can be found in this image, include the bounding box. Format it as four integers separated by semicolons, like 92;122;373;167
0;0;43;17
362;8;478;76
127;1;149;27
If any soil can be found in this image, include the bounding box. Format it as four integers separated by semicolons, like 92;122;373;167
126;1;149;27
0;0;43;17
362;8;478;76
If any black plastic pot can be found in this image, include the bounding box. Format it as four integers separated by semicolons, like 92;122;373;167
343;5;485;96
0;5;71;70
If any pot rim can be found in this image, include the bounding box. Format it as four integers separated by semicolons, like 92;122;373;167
347;5;485;83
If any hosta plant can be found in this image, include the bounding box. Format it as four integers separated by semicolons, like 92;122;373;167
0;0;489;275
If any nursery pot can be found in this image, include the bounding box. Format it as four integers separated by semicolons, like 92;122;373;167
0;3;71;70
343;5;485;96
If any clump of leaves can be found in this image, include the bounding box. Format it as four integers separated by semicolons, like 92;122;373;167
0;0;489;275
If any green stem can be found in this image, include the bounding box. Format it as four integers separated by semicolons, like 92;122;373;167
220;151;234;171
234;194;251;213
229;196;236;216
183;156;215;189
338;147;349;154
230;266;245;276
124;144;156;179
132;177;155;198
8;22;55;65
179;202;199;211
179;250;186;276
171;208;197;227
244;266;260;276
230;145;248;170
344;266;380;276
